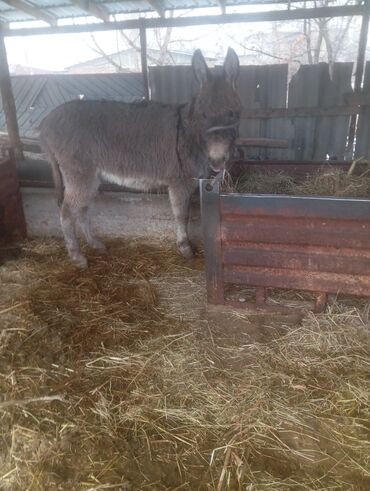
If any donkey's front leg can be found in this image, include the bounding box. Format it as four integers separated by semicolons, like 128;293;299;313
168;182;197;259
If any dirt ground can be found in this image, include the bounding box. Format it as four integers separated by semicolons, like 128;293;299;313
1;238;370;490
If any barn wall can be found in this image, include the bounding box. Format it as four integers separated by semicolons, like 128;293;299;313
0;63;368;160
149;62;362;161
0;73;145;138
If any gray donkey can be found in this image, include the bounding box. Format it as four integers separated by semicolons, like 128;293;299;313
39;48;241;267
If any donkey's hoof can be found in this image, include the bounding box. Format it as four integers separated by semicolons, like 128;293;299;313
177;241;194;259
71;252;88;269
90;239;106;253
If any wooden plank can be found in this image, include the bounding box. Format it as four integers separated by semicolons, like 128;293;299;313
223;243;370;276
237;65;281;159
4;4;368;37
236;137;289;148
313;62;353;160
355;61;370;159
345;91;370;105
241;105;359;118
326;63;353;159
348;8;370;156
0;135;41;153
223;265;370;297
149;66;195;104
288;64;328;160
262;64;291;160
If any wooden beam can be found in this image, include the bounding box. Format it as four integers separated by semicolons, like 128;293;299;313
69;0;110;22
3;4;368;37
345;91;370;106
242;105;360;118
1;0;57;26
0;133;39;153
0;29;23;159
146;0;165;17
236;137;289;149
218;1;226;16
140;25;150;101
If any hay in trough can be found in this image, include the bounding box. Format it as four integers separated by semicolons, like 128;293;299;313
223;169;298;195
1;238;370;490
225;164;370;197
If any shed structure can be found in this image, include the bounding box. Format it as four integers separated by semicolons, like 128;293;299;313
0;0;369;161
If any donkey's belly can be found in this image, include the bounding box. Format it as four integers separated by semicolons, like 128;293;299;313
100;171;164;191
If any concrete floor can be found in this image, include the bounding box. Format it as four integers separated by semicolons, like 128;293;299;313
21;187;202;243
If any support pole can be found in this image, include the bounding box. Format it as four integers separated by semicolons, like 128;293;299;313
140;25;150;101
0;26;23;160
347;3;369;157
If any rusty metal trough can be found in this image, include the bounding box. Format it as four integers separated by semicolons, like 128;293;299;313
200;161;370;312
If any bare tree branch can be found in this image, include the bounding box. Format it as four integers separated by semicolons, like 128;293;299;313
88;33;125;71
227;33;302;64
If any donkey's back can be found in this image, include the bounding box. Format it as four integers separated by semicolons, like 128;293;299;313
40;99;179;180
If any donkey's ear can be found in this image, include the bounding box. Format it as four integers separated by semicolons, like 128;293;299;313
192;49;209;86
223;47;239;88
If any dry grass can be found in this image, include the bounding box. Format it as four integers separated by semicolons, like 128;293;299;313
1;239;370;490
223;165;370;198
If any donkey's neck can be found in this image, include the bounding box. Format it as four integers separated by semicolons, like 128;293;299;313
176;103;209;179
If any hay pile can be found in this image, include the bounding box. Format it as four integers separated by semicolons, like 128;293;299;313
1;239;370;490
224;164;370;197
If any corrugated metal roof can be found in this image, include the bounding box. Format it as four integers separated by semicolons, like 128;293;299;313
0;1;304;25
0;73;145;137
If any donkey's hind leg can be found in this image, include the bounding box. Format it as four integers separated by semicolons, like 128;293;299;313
60;171;100;267
60;197;87;268
78;203;106;252
168;181;197;259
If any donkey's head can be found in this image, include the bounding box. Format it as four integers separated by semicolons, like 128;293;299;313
191;47;241;173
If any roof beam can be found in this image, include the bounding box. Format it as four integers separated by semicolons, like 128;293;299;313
69;0;110;22
3;4;368;36
146;0;165;17
1;0;57;26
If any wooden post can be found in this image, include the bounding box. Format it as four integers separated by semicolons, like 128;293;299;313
200;180;224;305
347;3;369;157
0;26;23;160
140;24;150;101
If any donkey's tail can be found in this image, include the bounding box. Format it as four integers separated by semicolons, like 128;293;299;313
50;157;64;208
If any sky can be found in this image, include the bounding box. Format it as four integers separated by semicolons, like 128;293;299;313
3;2;365;72
4;4;282;71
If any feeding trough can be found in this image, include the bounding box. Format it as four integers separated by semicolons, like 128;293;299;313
200;161;370;312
